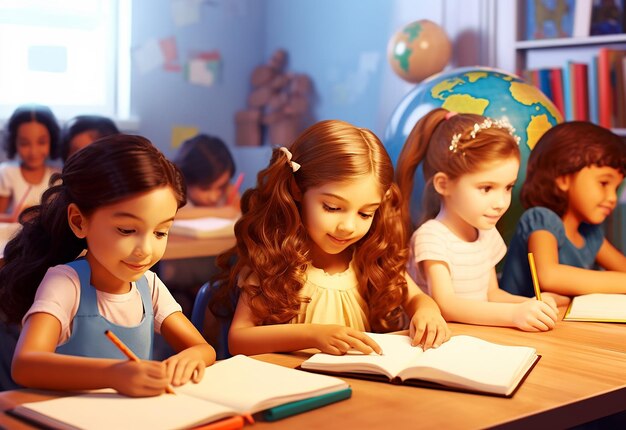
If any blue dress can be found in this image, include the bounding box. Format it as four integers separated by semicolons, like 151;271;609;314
501;207;604;297
56;258;154;360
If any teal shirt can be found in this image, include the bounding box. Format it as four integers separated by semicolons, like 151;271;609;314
501;207;604;297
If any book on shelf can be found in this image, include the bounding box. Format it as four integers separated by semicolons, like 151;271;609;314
573;0;594;37
9;355;351;430
524;0;575;40
588;55;600;124
170;216;236;238
563;293;626;322
570;61;590;121
300;333;540;397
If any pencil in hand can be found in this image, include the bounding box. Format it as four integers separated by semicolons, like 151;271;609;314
527;252;542;301
104;330;175;394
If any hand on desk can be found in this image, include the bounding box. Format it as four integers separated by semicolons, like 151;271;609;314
512;299;558;332
311;325;383;356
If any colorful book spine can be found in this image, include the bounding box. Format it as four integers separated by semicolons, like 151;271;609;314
549;67;565;117
588;55;599;124
598;48;613;128
561;62;574;121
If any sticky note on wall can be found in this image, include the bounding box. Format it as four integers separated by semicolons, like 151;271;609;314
171;125;199;149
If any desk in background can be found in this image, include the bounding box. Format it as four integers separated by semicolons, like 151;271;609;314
161;233;235;261
1;319;625;429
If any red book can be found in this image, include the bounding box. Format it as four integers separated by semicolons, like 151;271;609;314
598;48;614;128
572;63;589;121
549;68;565;117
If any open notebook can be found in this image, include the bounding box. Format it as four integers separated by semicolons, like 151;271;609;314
10;355;350;430
301;333;539;397
563;293;626;322
169;216;236;238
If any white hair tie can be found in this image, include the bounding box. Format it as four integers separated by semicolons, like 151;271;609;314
278;147;301;172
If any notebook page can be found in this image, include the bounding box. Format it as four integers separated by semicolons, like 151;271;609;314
567;294;626;319
14;390;235;430
176;355;349;413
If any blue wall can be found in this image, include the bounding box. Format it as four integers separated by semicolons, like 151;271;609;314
130;0;423;190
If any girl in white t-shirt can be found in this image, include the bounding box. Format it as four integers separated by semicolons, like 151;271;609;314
0;135;215;397
0;105;61;221
396;108;565;332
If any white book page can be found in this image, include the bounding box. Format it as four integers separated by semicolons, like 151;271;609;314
398;335;536;394
176;355;348;413
170;216;235;238
567;294;626;319
301;333;423;379
15;390;235;430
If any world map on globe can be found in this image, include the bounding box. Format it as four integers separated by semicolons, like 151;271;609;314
384;66;563;242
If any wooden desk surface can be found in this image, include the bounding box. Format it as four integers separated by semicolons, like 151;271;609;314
1;320;625;430
161;233;235;260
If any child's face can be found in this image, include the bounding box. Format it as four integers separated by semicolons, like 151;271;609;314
72;186;178;293
300;173;383;268
187;170;231;207
559;165;623;225
440;156;519;239
16;121;50;170
68;130;99;158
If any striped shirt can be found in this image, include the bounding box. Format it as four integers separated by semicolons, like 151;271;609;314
408;219;506;301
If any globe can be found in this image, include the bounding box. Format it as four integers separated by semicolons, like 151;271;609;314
387;19;452;83
384;66;563;243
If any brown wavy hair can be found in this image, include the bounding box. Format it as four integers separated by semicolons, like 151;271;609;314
395;108;521;230
521;121;626;216
211;120;408;332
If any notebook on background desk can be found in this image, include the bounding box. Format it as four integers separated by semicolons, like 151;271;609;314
300;333;540;397
9;355;351;430
170;216;236;239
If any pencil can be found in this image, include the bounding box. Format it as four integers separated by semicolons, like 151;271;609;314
104;330;175;394
527;252;542;301
226;173;244;205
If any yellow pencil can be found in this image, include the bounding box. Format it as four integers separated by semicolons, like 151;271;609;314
527;252;542;301
104;330;175;394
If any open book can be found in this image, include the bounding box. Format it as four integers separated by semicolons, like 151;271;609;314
170;216;236;238
563;293;626;322
301;333;539;397
10;355;351;430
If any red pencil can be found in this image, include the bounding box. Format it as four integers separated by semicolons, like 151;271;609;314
227;173;244;205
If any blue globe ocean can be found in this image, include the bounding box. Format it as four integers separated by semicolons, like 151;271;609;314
384;66;562;242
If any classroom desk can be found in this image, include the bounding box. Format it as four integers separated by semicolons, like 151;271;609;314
161;233;235;260
1;320;625;430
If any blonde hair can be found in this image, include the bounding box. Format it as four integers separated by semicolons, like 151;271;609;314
212;119;408;332
396;108;521;229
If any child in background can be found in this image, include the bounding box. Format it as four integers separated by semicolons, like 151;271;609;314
60;114;120;161
0;135;215;397
174;134;241;220
0;104;61;221
501;121;626;296
211;119;450;356
159;134;241;314
395;108;561;332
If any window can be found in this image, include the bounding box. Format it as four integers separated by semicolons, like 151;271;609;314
0;0;130;121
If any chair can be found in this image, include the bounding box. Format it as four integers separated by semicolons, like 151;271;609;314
191;282;238;360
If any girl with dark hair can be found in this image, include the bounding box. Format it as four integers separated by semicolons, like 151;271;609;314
60;115;120;161
211;119;450;357
0;104;61;220
501;121;626;296
396;108;561;332
173;133;240;219
0;134;215;397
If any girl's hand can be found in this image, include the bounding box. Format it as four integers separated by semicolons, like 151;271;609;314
409;304;451;350
512;300;558;331
163;349;207;386
542;292;571;308
311;325;382;355
110;360;170;397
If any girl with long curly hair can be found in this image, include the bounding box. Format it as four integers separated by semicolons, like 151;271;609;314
501;121;626;296
396;108;564;332
211;119;450;356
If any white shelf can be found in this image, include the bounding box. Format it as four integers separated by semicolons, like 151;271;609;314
516;34;626;50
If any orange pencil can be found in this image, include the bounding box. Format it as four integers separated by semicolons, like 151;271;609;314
527;252;542;301
104;329;175;394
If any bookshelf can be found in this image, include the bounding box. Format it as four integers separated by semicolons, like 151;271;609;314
514;1;626;136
